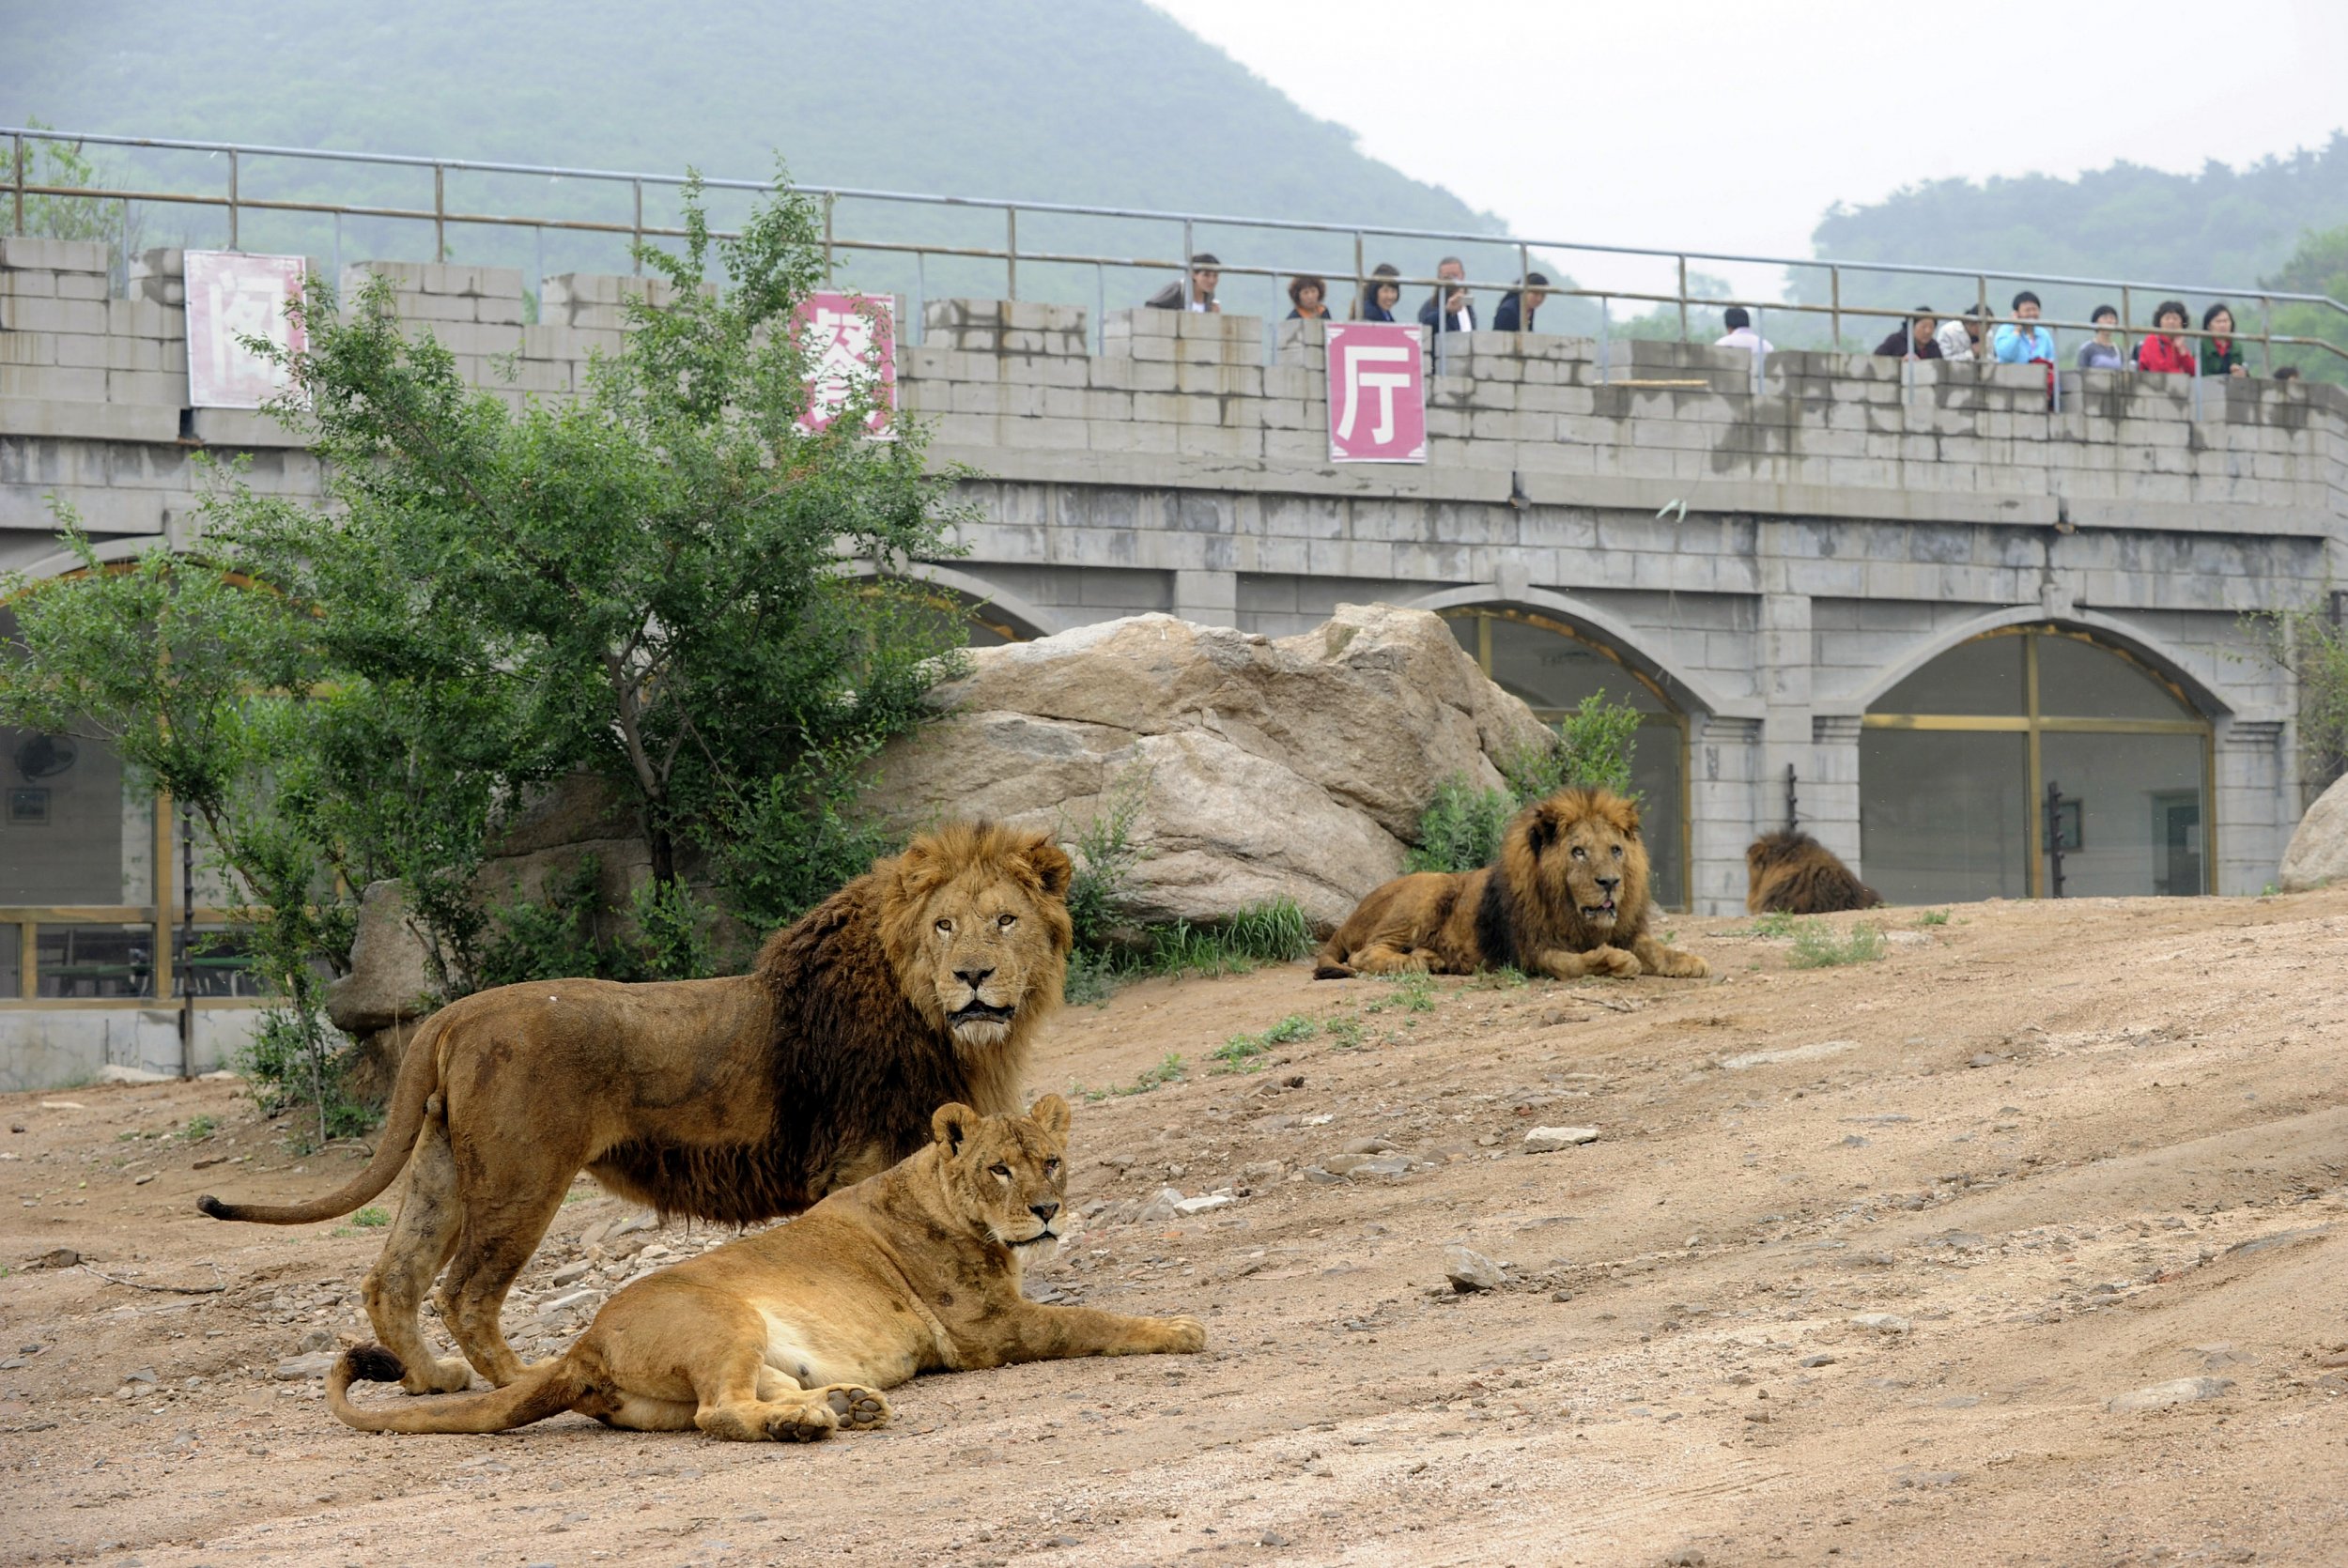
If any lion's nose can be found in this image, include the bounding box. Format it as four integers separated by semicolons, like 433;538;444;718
955;966;995;992
1595;876;1621;893
1029;1201;1059;1223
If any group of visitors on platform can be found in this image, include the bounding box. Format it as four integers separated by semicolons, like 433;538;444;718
1867;294;2280;378
1148;258;2289;381
1146;253;1552;336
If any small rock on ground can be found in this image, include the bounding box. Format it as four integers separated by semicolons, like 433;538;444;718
1523;1126;1600;1152
2105;1376;2234;1413
1444;1244;1505;1293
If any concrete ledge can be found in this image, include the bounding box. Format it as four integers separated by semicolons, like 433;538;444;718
0;397;181;443
192;408;313;448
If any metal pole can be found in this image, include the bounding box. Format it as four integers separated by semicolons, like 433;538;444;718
1830;265;1842;350
1676;254;1689;343
1182;217;1194;309
1597;296;1609;385
432;161;444;262
2121;284;2133;361
178;803;195;1077
227;148;239;251
1784;763;1799;831
533;223;543;320
1005;204;1016;300
2044;780;2067;899
2192;335;2203;421
630;179;642;275
10;132;23;236
915;249;927;346
1352;231;1364;318
823;192;836;282
332;210;341;289
1093;260;1104;353
1753;306;1767;394
2260;295;2272;376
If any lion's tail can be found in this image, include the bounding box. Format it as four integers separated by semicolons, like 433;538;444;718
1311;945;1356;980
197;1009;445;1225
328;1345;588;1435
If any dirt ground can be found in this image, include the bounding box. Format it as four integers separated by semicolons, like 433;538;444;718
3;890;2346;1568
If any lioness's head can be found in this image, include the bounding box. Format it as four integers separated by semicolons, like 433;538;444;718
878;822;1074;1049
930;1094;1073;1253
1507;787;1651;933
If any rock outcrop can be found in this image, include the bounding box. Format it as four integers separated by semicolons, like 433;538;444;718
865;605;1551;930
2279;773;2348;891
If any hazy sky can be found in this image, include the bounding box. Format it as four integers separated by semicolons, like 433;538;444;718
1151;0;2348;293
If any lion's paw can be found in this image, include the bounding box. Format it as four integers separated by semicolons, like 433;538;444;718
764;1403;839;1443
406;1355;474;1395
1658;952;1710;979
823;1384;892;1430
1593;945;1643;977
1158;1314;1208;1354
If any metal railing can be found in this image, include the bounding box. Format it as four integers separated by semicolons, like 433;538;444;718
8;124;2347;371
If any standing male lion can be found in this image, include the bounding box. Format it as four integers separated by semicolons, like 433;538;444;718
1315;787;1707;981
199;821;1073;1395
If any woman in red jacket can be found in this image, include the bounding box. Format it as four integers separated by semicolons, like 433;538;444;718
2135;300;2196;374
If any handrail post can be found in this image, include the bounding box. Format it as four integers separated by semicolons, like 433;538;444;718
433;161;445;262
1182;217;1194;308
1830;265;1842;350
1352;231;1365;319
1006;204;1017;300
10;132;23;237
2121;284;2132;345
2259;294;2272;376
1753;306;1767;395
1676;254;1689;342
1598;295;1609;385
824;191;836;283
227;147;239;251
631;178;642;275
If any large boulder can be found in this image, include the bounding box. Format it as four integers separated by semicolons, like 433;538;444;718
323;880;440;1035
865;606;1552;931
2279;773;2348;891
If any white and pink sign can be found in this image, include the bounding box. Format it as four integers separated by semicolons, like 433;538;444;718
794;290;896;437
184;251;308;409
1325;321;1426;463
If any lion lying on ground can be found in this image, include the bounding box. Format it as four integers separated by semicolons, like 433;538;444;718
328;1095;1204;1440
1746;829;1883;915
201;822;1073;1397
1315;787;1707;981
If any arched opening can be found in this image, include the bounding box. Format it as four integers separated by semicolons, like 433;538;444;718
1441;607;1691;910
1861;624;2213;902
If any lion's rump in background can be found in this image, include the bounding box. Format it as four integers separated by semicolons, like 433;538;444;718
1745;829;1883;915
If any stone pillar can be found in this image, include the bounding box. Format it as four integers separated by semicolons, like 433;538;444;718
1807;715;1865;868
1689;715;1761;915
1172;568;1237;627
2214;718;2288;896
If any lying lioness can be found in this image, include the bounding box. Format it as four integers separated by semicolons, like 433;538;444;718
329;1094;1203;1441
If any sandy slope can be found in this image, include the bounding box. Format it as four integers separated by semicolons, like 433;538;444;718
3;889;2345;1567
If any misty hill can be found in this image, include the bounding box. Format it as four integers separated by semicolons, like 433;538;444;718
6;0;1526;317
1798;136;2348;339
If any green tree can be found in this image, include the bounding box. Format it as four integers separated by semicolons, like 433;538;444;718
0;165;977;1131
2261;223;2348;385
8;117;146;257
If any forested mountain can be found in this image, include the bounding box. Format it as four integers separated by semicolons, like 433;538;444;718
5;0;1524;315
1797;137;2348;350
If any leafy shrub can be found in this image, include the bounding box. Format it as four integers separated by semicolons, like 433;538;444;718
1406;776;1516;874
1407;694;1645;875
238;1007;377;1150
1143;898;1314;978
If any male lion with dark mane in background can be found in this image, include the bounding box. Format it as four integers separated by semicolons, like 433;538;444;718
199;822;1073;1396
327;1095;1204;1442
1314;787;1707;981
1745;828;1883;915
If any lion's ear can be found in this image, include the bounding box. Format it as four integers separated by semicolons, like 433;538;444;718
1027;1093;1073;1142
1026;837;1074;902
932;1102;977;1154
1525;806;1558;856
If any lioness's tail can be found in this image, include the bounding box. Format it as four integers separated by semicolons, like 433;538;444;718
196;1010;444;1224
1311;939;1355;980
329;1345;588;1435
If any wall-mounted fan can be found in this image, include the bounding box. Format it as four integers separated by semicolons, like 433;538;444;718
13;733;78;780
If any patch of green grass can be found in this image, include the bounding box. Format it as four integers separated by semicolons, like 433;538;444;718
179;1114;218;1143
1917;909;1950;927
1123;1053;1187;1094
1475;965;1531;991
1324;1016;1367;1050
1365;972;1437;1015
1063;947;1121;1007
353;1206;390;1228
1750;911;1798;939
1211;1014;1318;1074
1066;898;1318;1002
1787;919;1887;969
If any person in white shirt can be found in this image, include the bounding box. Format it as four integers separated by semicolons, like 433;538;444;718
1715;306;1772;352
1935;305;1990;362
1417;255;1476;339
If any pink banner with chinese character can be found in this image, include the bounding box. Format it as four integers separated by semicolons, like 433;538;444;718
184;251;308;409
793;291;897;437
1325;322;1426;463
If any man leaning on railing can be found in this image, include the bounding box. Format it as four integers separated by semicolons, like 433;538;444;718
1148;253;1222;313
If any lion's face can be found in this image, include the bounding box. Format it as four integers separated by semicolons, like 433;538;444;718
931;1094;1073;1253
877;823;1074;1048
1519;789;1650;933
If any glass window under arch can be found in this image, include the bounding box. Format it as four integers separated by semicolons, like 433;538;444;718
1443;607;1690;911
1861;625;2211;903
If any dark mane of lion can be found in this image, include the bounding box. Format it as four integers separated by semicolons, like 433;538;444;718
1476;787;1655;962
1745;829;1883;915
589;823;1063;1227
